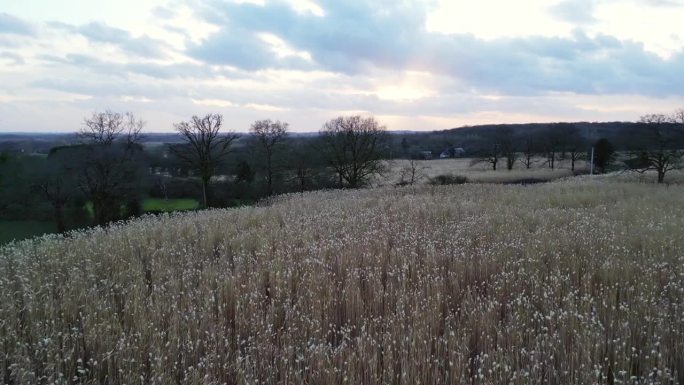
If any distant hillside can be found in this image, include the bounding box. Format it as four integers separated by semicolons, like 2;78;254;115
445;121;646;146
389;121;683;157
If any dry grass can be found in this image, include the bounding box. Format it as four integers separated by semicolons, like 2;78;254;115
377;157;588;186
1;180;683;384
579;169;684;185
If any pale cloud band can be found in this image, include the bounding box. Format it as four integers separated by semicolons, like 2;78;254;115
0;0;683;132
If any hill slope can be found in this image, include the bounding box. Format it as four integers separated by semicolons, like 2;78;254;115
1;181;683;384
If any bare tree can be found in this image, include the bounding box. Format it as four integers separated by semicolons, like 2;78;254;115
250;119;288;196
559;125;585;172
33;159;79;234
633;113;683;183
473;128;514;171
78;110;145;225
397;159;426;186
498;128;517;171
567;144;584;172
171;114;238;208
287;140;316;192
593;138;615;174
319;115;388;188
520;139;537;169
673;108;684;125
544;131;562;170
81;110;143;145
471;143;500;171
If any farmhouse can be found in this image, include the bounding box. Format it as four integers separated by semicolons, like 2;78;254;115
418;150;433;159
439;147;466;158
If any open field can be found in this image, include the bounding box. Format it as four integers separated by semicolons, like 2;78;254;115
85;198;201;217
584;169;684;185
380;157;684;186
1;180;683;384
142;198;200;212
0;199;200;246
377;157;590;186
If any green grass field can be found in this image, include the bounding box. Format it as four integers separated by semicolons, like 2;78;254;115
85;198;200;216
142;198;199;212
0;220;56;244
1;199;199;245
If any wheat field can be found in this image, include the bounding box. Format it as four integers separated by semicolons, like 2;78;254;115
1;180;683;384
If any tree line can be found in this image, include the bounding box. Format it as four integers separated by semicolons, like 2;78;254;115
1;108;682;236
465;110;684;180
0;112;388;233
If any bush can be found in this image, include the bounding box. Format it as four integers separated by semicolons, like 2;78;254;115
429;174;468;185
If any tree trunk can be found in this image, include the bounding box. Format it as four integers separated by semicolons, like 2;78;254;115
297;167;306;192
93;198;104;226
201;177;209;209
266;153;273;196
54;203;66;234
267;173;272;196
657;170;665;184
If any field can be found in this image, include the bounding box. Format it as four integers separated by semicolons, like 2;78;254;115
1;179;683;384
0;199;199;246
85;198;200;216
377;157;589;186
0;220;56;244
142;198;200;212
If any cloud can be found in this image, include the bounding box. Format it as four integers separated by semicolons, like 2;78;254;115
3;0;684;132
0;13;35;36
31;76;179;99
426;31;684;97
151;5;176;19
0;52;25;65
641;0;684;7
37;53;221;81
549;0;598;24
49;21;170;58
190;0;425;73
188;28;294;70
187;0;684;97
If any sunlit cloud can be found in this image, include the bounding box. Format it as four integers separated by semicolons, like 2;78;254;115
1;0;683;133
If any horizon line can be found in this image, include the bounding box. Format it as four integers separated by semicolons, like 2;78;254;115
0;119;642;136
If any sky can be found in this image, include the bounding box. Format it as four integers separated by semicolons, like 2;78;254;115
0;0;683;133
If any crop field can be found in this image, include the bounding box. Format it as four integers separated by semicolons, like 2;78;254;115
1;180;683;384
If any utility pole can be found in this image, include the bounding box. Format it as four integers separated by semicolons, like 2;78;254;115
590;147;594;175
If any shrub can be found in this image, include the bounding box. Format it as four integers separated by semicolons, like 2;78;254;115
429;174;468;185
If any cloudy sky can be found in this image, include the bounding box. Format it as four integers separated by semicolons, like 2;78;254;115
1;0;683;132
